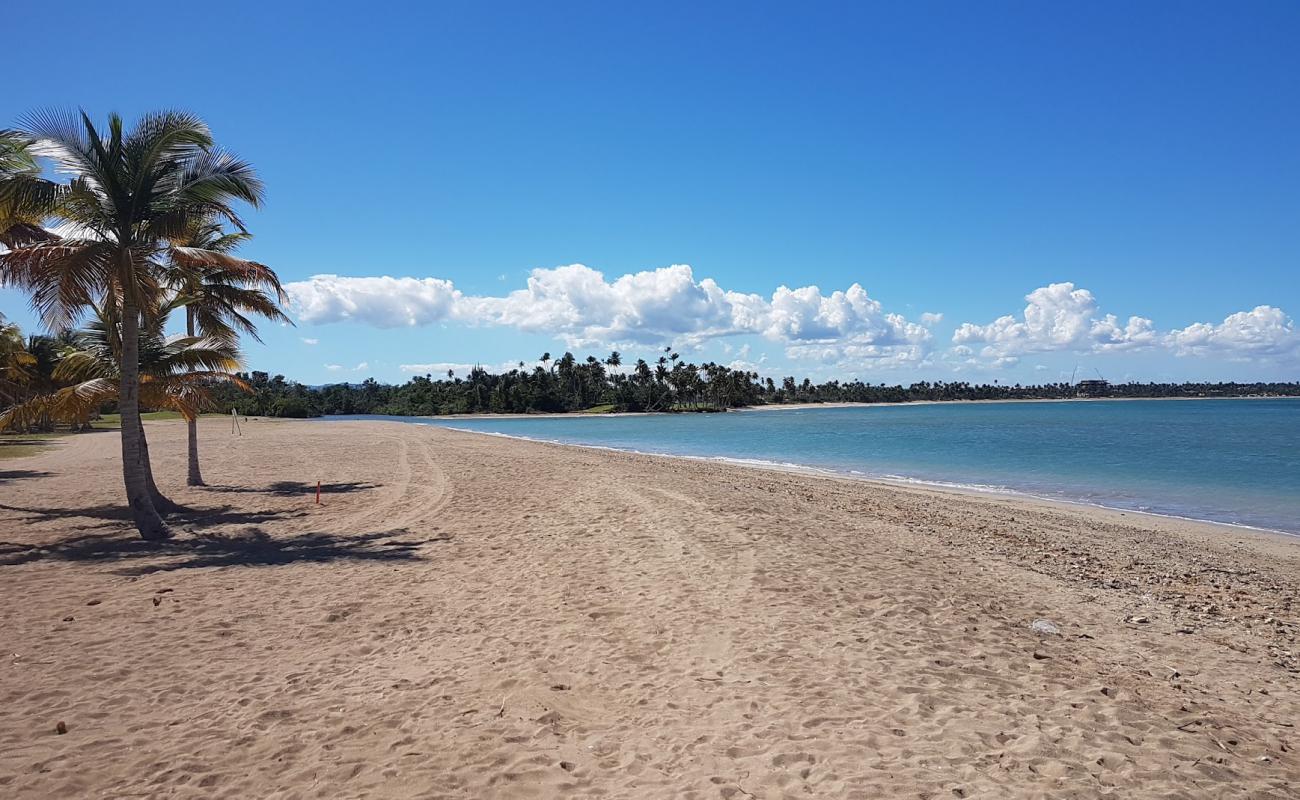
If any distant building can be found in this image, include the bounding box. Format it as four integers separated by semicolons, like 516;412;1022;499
1076;379;1110;397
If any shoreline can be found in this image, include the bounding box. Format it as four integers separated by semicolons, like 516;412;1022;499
318;392;1300;422
321;415;1300;542
739;393;1300;411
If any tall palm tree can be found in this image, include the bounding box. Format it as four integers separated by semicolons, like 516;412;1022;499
0;110;263;540
164;218;287;485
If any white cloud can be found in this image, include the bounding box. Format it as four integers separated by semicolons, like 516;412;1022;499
289;274;462;328
1167;306;1298;359
461;264;748;346
353;362;369;371
289;269;1299;373
953;282;1155;357
954;283;1296;366
286;264;931;367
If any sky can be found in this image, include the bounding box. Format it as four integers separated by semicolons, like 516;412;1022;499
2;0;1298;385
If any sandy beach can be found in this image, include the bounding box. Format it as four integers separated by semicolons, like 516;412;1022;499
1;419;1297;799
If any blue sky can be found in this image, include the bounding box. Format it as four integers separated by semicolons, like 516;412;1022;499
3;1;1298;384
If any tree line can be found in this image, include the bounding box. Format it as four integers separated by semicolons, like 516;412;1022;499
208;354;1300;418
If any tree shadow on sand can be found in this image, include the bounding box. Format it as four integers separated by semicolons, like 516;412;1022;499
202;481;379;497
0;501;289;528
0;526;448;573
0;469;55;485
0;499;449;573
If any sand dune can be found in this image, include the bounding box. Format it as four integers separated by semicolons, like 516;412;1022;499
1;418;1297;798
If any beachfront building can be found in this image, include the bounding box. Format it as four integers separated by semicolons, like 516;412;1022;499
1076;379;1111;397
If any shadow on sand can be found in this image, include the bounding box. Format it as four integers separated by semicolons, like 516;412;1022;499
203;481;379;497
0;496;448;574
0;469;55;485
0;526;448;573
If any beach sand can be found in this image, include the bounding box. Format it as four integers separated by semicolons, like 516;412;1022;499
1;419;1297;798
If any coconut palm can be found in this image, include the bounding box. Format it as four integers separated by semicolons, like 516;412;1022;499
1;303;249;509
164;218;288;485
0;109;263;540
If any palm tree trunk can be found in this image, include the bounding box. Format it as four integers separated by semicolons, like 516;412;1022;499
184;305;204;485
119;301;170;541
139;425;186;516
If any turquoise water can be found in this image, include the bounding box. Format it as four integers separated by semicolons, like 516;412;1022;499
329;399;1300;534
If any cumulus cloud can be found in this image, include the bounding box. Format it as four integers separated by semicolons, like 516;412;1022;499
954;283;1296;365
324;363;343;371
286;264;930;366
289;274;462;328
952;282;1156;358
1167;306;1298;359
300;337;318;345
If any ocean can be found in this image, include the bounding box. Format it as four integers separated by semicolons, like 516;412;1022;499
327;398;1300;535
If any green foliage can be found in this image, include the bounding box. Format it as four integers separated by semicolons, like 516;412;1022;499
204;355;1300;419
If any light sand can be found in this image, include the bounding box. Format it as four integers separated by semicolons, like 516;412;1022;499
1;418;1297;798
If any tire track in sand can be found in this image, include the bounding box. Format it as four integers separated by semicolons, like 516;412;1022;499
333;427;450;536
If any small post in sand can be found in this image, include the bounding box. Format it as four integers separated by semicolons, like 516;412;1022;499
315;480;321;505
231;408;242;436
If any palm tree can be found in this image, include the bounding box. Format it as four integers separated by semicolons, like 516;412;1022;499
164;218;287;485
0;110;263;540
2;303;248;503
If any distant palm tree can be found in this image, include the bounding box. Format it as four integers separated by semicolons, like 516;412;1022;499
0;110;263;540
0;312;36;404
164;218;288;485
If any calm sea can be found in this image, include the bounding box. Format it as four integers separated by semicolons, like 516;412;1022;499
328;398;1300;535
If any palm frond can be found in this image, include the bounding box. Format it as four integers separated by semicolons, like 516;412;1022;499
0;392;60;431
177;147;264;209
0;239;116;330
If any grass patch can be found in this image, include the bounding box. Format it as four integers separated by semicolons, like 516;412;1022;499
0;439;54;460
1;410;203;460
96;410;185;425
576;403;620;414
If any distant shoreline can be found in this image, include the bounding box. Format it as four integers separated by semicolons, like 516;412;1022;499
738;394;1300;412
393;392;1300;420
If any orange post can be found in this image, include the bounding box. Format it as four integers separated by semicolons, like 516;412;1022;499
315;480;321;505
